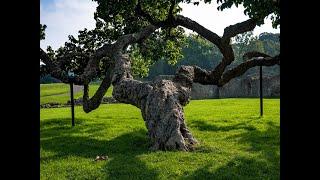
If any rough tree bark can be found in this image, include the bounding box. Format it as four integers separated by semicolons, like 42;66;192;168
111;54;198;151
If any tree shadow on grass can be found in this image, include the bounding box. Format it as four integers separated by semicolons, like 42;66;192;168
185;121;279;179
229;121;280;163
40;117;86;127
189;119;257;132
40;118;158;179
182;156;278;180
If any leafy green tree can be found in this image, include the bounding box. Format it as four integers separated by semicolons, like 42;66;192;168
178;34;220;69
40;0;280;151
148;34;223;79
232;31;255;63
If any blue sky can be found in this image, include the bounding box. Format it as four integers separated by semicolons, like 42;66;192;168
40;0;280;50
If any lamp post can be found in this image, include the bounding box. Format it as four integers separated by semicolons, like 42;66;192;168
259;65;263;116
256;56;264;117
68;70;75;127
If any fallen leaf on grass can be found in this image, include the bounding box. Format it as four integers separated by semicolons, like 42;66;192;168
94;155;108;161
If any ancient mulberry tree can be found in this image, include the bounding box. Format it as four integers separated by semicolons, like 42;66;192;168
40;0;280;151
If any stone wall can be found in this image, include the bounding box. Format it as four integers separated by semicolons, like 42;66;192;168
214;75;280;98
154;74;280;99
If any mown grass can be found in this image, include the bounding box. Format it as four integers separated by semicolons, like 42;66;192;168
40;83;113;105
40;98;279;179
40;83;70;96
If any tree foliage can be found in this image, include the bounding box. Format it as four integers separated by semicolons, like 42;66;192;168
215;0;280;28
232;31;255;63
93;0;188;66
40;24;47;40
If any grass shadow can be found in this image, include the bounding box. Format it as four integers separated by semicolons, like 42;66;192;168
182;156;278;179
40;118;158;179
190;119;257;132
229;121;280;163
40;117;86;127
186;121;279;179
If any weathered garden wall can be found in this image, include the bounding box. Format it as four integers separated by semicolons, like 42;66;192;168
154;74;280;99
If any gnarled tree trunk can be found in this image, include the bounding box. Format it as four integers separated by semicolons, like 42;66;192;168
112;54;197;151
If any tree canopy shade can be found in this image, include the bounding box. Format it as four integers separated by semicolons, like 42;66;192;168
40;0;280;151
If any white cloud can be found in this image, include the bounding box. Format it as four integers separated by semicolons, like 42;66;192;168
40;0;97;50
180;3;279;36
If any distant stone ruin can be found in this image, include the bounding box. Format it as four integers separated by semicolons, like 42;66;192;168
154;74;280;99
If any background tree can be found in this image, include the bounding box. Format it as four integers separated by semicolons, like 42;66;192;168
40;0;280;151
147;34;222;80
147;32;279;79
233;31;255;63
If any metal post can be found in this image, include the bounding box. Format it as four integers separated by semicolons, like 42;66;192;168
259;65;263;116
70;81;75;126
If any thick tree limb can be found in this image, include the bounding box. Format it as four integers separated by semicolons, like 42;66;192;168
40;24;157;85
174;65;215;85
82;64;114;113
173;53;279;87
210;48;234;82
170;16;263;85
170;16;257;83
135;5;222;48
174;15;222;47
218;54;280;86
133;5;276;87
81;25;158;112
77;44;114;84
79;25;157;84
113;25;158;51
211;19;257;80
243;51;271;60
134;5;256;84
40;45;113;85
168;0;176;19
222;19;257;41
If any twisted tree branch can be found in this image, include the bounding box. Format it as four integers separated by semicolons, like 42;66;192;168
243;51;271;60
218;54;280;86
222;19;257;41
174;15;222;47
82;64;114;113
82;25;158;112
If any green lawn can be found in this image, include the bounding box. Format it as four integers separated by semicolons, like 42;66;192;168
40;98;279;179
40;83;113;105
